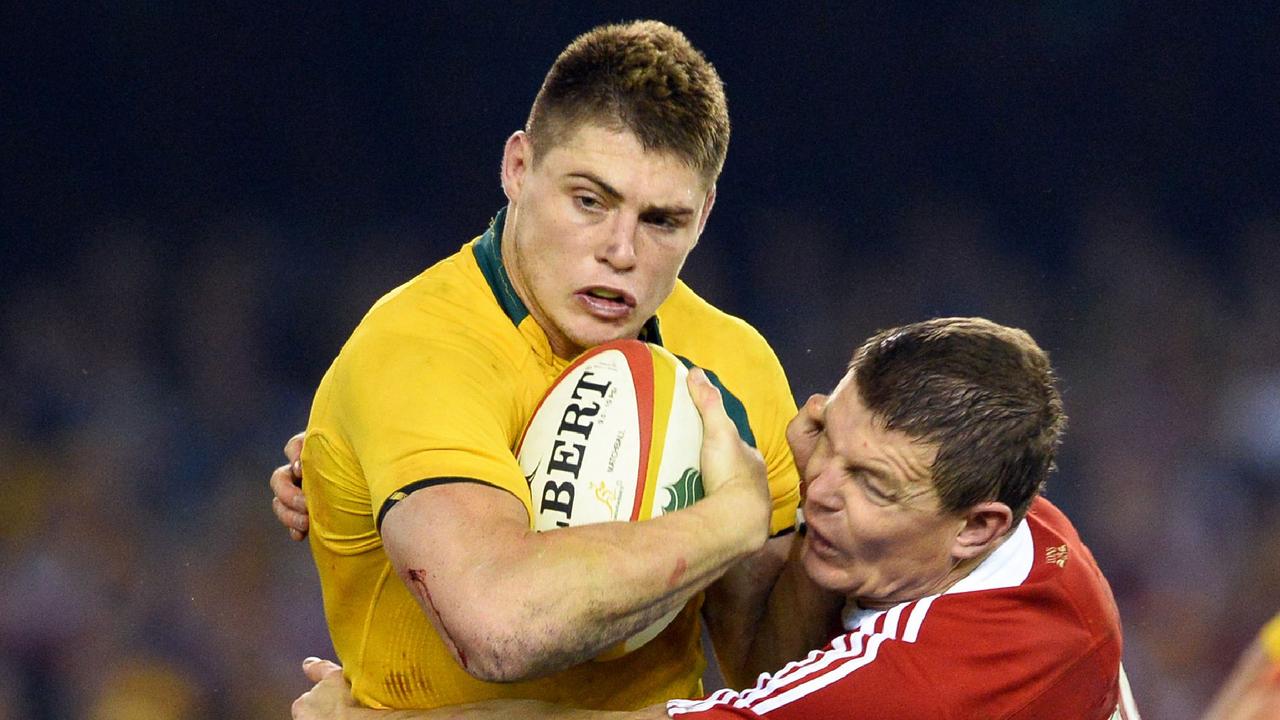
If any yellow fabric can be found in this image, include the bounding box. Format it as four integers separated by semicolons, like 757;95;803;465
302;225;799;710
655;283;801;537
1261;612;1280;664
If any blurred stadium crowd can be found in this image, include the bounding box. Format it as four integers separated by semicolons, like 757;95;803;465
3;4;1277;719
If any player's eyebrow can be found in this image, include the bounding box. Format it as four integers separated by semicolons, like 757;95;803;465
819;403;901;486
568;172;696;216
569;172;624;201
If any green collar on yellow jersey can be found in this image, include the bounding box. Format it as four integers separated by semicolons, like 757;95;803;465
473;206;663;344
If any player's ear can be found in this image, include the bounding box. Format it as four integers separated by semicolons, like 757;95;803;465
694;183;717;239
501;131;532;204
950;501;1013;561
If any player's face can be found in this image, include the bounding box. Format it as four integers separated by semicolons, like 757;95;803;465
799;375;968;607
500;124;715;359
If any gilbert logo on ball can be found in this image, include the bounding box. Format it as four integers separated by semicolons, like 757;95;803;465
516;339;704;658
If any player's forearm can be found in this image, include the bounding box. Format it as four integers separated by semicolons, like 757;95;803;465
704;542;841;688
453;490;768;680
701;534;791;688
748;542;844;672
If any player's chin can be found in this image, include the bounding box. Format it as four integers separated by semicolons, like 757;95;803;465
799;542;844;591
803;543;865;595
570;319;645;350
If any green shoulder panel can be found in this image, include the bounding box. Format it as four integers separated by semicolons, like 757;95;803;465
675;355;758;449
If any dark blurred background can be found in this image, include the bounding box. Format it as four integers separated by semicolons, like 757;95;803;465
3;2;1278;718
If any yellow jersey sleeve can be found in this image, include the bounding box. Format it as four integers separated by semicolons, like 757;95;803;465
750;344;802;537
331;326;533;527
655;284;801;537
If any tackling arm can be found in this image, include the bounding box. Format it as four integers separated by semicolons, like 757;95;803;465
271;432;309;540
702;532;843;688
700;534;790;688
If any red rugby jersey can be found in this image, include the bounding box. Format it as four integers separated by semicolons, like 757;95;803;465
667;498;1123;719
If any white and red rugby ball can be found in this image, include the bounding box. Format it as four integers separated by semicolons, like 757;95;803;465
516;339;705;657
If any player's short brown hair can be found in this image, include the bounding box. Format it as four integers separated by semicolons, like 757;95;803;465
850;317;1067;522
525;20;730;185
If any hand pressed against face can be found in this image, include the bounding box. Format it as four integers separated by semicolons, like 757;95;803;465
799;374;970;607
500;124;715;359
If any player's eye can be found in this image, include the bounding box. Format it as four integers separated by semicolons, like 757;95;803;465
575;195;604;211
642;213;682;231
851;469;895;504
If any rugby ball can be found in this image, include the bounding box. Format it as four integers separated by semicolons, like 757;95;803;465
516;339;704;658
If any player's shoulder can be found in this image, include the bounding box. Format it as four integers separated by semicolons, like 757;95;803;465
657;281;782;371
337;240;521;375
1025;496;1083;546
1024;497;1123;640
359;241;491;329
901;551;1120;716
914;498;1122;686
1025;498;1108;596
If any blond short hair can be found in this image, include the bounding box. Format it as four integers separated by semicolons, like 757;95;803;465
525;20;731;184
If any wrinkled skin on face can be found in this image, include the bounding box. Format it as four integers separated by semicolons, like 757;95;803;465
799;374;1011;608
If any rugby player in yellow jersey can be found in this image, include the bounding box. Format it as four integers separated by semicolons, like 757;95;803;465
269;20;818;713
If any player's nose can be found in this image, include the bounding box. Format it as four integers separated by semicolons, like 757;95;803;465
803;463;843;512
598;213;638;270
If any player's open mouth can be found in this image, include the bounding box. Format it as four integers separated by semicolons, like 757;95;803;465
805;523;840;559
577;287;636;319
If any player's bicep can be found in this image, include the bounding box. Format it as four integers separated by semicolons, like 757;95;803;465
335;335;533;522
381;479;531;598
380;480;532;667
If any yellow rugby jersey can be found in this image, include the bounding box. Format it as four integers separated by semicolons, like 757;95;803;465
302;207;800;710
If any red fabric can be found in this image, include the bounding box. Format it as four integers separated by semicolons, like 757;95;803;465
667;498;1123;719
